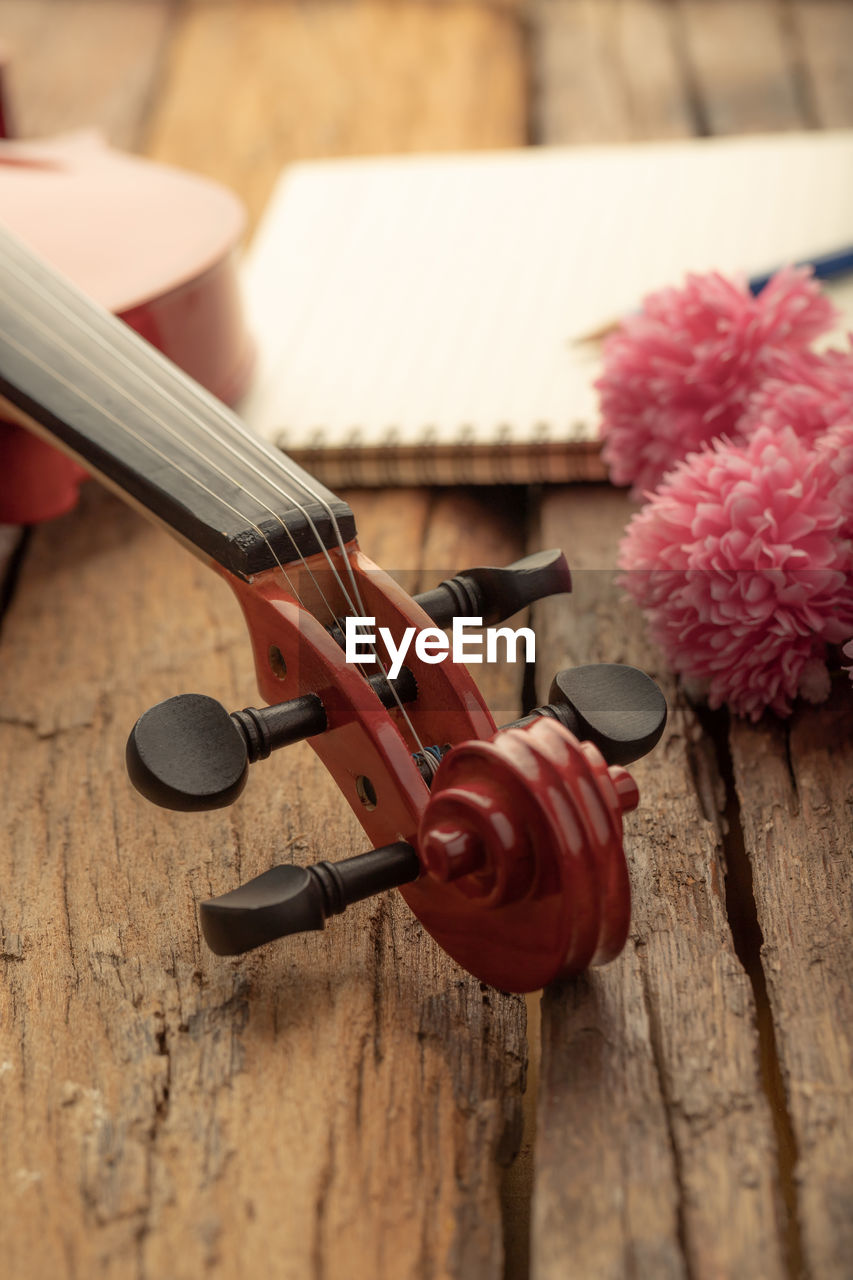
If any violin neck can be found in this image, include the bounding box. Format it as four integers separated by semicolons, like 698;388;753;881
0;227;354;579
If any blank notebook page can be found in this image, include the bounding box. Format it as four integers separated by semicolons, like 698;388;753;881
241;132;853;456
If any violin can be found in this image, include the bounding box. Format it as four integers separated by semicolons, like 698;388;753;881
0;152;666;994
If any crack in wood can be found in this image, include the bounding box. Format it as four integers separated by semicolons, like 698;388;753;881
782;721;801;815
60;845;82;1006
134;1013;174;1274
0;714;93;737
636;952;695;1280
370;894;389;1068
312;1125;336;1280
500;992;535;1280
699;705;807;1280
153;1015;171;1126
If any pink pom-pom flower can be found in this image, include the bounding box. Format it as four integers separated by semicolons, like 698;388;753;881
598;268;839;497
619;425;853;720
740;347;853;445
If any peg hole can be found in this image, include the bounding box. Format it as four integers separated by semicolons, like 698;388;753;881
268;646;287;680
356;775;377;810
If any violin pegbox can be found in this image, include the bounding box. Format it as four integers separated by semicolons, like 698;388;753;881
125;546;667;993
125;549;573;812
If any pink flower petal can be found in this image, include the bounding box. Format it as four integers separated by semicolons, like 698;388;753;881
619;427;853;719
599;269;838;496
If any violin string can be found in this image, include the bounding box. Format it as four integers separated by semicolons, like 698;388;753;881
0;235;427;754
0;326;311;600
93;300;428;750
0;243;342;624
0;233;427;752
0;234;367;625
0;239;370;634
142;365;432;752
1;233;426;751
0;251;418;743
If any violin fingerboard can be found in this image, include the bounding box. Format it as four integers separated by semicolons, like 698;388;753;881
0;227;355;578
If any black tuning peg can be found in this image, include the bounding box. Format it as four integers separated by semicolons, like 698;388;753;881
126;693;252;812
200;841;420;955
126;668;418;812
413;548;572;628
519;663;667;766
126;691;326;812
412;664;666;779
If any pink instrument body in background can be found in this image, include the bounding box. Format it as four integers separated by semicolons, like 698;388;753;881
0;128;253;523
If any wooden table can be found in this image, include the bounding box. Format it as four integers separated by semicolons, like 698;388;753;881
1;3;851;1277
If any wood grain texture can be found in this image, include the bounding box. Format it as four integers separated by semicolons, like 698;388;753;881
730;696;853;1280
7;2;853;1277
145;0;528;229
0;0;174;148
791;0;853;129
0;0;532;1275
0;483;527;1280
531;0;696;142
536;955;686;1280
530;7;853;1274
675;0;806;134
529;488;787;1280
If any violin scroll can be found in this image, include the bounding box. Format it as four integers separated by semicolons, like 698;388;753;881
195;662;665;991
125;551;579;813
412;716;636;983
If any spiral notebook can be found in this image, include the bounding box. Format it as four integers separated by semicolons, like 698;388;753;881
240;131;853;487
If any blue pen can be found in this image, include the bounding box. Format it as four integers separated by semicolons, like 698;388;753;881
749;245;853;294
576;246;853;344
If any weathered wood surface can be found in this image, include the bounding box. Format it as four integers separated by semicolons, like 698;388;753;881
0;485;527;1279
531;3;853;1277
3;0;853;1277
0;0;174;149
530;490;788;1280
792;0;853;129
0;2;530;1277
532;0;822;143
675;0;806;135
531;0;697;143
731;703;853;1280
145;0;527;229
